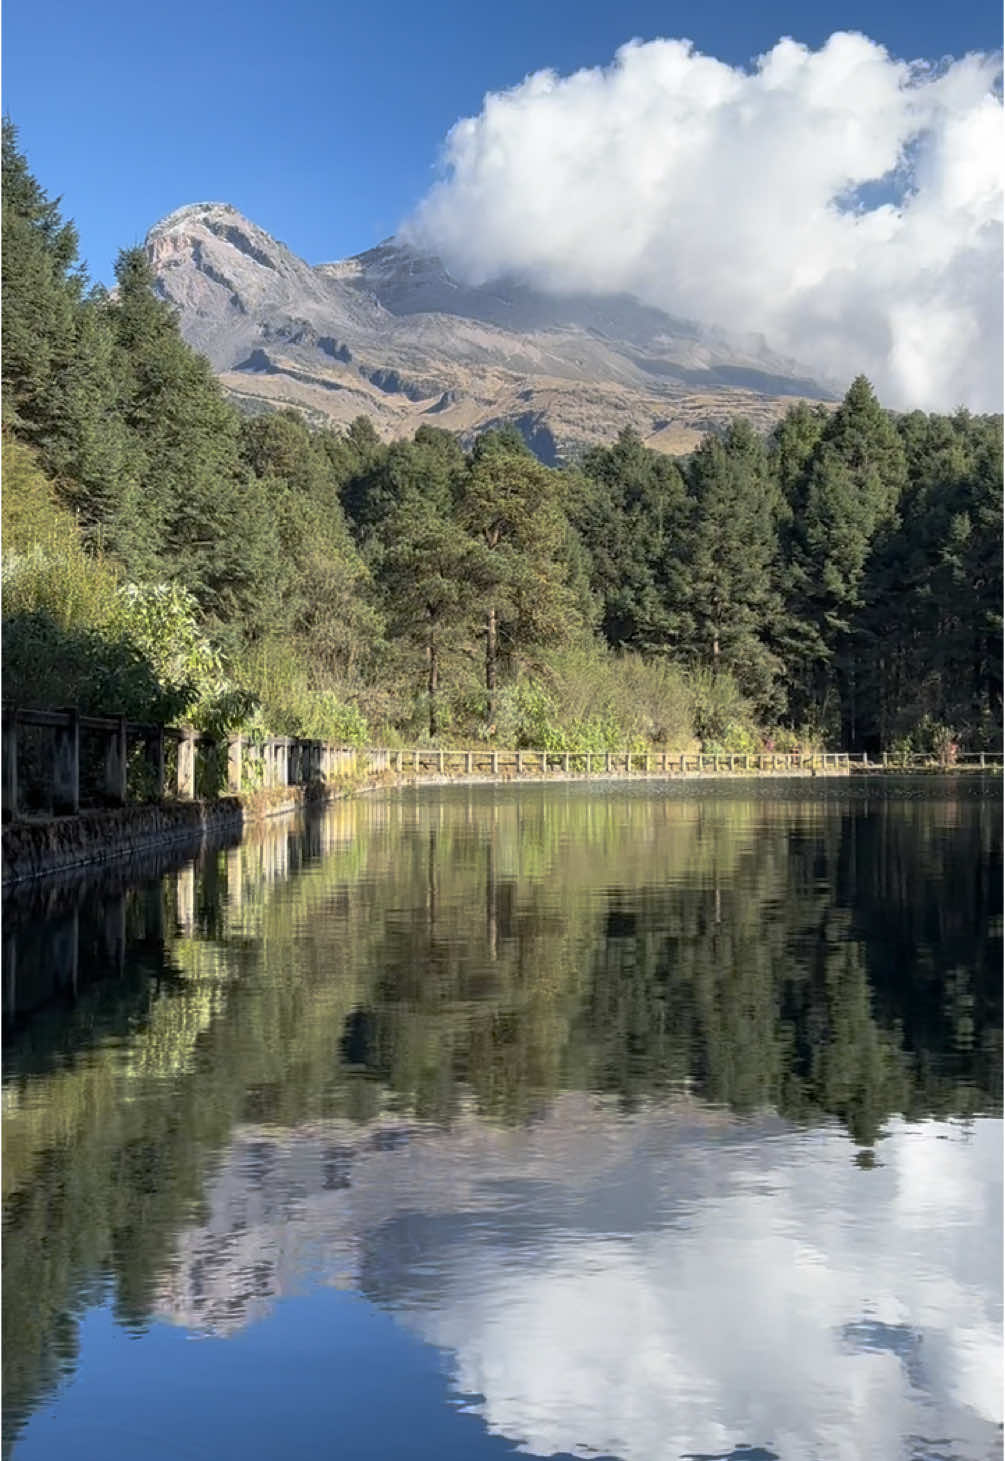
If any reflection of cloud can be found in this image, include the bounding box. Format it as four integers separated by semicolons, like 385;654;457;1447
157;1101;1002;1461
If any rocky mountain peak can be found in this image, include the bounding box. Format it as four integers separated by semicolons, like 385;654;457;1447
144;201;835;459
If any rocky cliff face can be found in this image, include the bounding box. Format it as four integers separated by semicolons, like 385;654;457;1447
146;202;835;459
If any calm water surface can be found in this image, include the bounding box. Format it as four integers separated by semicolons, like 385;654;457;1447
3;780;1002;1460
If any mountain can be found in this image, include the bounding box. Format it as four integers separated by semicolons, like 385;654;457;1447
146;202;836;460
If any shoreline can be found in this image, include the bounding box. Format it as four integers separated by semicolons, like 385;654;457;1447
4;763;998;888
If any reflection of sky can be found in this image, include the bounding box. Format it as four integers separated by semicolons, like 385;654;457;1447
156;1102;1002;1461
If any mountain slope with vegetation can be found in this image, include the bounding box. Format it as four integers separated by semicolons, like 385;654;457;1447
2;119;1001;762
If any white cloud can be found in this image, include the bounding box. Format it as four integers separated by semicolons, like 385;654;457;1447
404;32;1004;411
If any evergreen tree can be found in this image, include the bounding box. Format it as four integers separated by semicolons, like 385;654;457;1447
671;420;783;712
239;409;382;675
782;377;907;741
341;427;463;553
457;436;584;724
572;427;685;652
379;492;479;738
110;248;277;639
1;120;134;547
1;118;81;443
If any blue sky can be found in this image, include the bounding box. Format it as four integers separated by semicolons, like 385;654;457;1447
3;0;1001;286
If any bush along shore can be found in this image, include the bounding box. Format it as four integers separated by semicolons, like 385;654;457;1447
3;121;1002;770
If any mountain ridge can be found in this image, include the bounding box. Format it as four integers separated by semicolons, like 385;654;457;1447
145;202;837;460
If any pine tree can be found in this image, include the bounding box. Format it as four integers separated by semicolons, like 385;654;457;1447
670;419;783;712
1;119;82;444
379;492;479;738
781;377;907;742
457;437;583;724
572;427;685;652
239;409;382;673
110;247;277;639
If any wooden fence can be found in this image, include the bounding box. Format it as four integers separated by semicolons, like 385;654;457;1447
2;705;1000;820
855;751;1002;772
362;747;854;777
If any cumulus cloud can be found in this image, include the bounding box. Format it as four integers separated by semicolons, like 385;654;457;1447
404;32;1004;411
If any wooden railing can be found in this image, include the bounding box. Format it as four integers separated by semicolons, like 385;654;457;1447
362;748;853;777
5;706;998;820
0;711;861;820
855;750;1003;771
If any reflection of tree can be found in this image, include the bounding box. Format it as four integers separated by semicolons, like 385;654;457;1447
2;785;1001;1450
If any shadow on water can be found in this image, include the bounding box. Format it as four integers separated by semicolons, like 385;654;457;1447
1;778;1001;1456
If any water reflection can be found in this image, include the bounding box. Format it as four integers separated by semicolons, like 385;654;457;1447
2;780;1002;1459
146;1105;1000;1461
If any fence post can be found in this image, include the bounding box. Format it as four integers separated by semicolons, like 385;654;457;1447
2;711;18;821
228;735;242;794
517;750;524;775
980;751;986;768
145;726;165;800
103;715;128;806
605;751;612;773
53;708;81;815
438;749;444;774
177;730;195;800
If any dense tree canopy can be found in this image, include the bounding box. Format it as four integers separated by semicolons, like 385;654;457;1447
3;120;1001;752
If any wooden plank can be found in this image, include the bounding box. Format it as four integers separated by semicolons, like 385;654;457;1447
15;708;72;729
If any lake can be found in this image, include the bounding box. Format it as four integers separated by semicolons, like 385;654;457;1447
2;779;1002;1461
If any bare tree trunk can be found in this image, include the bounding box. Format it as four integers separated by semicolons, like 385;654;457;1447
427;622;439;740
486;606;497;726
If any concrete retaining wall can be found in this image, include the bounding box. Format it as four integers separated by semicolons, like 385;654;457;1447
1;784;337;887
